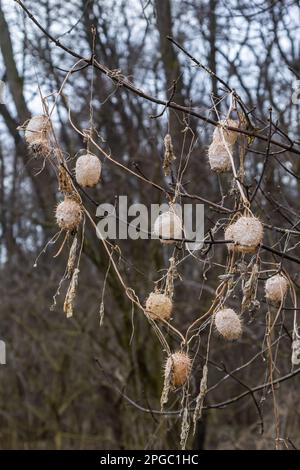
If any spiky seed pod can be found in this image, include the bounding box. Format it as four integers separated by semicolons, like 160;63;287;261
232;216;263;253
25;115;50;154
145;292;172;321
213;118;239;145
25;115;49;144
153;210;182;244
224;224;236;252
165;351;191;388
265;274;289;303
75;153;101;188
214;308;242;341
55;197;82;231
208;141;232;172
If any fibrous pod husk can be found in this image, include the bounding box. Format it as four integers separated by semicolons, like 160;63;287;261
214;308;242;341
265;274;288;303
55;197;82;231
145;292;172;321
165;351;191;388
208;141;232;172
25;115;51;156
75;153;101;188
232;216;263;253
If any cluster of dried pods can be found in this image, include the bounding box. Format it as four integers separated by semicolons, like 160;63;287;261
22;114;292;440
143;120;290;397
24;114;101;232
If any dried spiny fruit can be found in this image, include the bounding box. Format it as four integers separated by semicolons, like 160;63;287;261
145;292;172;321
265;274;288;303
165;351;191;388
153;210;182;244
208;141;232;172
25;115;50;144
232;216;263;253
75;153;101;188
213;118;239;145
25;115;50;155
55;197;82;231
214;308;242;341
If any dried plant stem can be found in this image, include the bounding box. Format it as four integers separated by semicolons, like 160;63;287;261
83;208;185;349
266;311;281;448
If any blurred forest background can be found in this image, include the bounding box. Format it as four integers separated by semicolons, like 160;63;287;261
1;0;300;450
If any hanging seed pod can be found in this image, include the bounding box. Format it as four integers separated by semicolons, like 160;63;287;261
224;224;236;252
213;118;239;145
55;197;82;231
153;210;182;244
232;216;263;253
145;292;172;321
75;153;101;187
265;274;288;303
208;141;232;172
25;115;50;155
165;351;191;388
214;308;242;341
